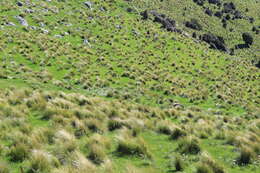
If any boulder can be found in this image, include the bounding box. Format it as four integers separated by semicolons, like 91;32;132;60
17;1;23;6
150;11;176;32
16;16;28;26
193;0;205;6
84;1;93;10
185;19;202;30
223;2;236;13
208;0;221;5
205;8;213;16
256;61;260;68
242;33;253;45
214;11;223;18
201;33;228;51
140;10;149;20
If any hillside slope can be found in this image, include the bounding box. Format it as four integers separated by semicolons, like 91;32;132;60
0;0;259;173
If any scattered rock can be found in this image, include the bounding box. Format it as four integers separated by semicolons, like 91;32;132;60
223;2;236;13
255;61;260;68
185;19;202;30
140;10;149;20
208;0;221;5
235;44;249;49
249;17;254;23
233;10;243;19
17;1;23;7
205;8;213;16
214;11;223;18
193;0;205;6
201;33;228;52
151;11;177;32
83;39;91;47
84;1;93;10
15;16;28;26
242;32;253;46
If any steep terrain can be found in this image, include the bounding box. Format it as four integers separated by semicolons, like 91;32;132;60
0;0;259;173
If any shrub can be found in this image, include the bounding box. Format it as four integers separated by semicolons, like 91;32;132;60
177;136;201;154
8;143;29;162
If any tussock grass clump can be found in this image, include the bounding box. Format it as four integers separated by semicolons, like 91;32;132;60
108;119;124;131
0;161;10;173
85;118;105;133
116;134;152;159
170;127;187;140
236;146;256;165
196;163;214;173
27;150;57;173
53;152;96;173
177;136;201;155
156;121;175;135
8;143;29;162
197;152;225;173
87;144;107;164
169;154;185;172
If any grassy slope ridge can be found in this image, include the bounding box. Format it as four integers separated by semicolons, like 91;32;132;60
0;0;259;172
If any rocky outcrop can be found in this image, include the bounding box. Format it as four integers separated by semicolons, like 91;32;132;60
242;32;253;46
140;10;181;33
201;34;228;52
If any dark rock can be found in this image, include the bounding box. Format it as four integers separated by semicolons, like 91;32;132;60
15;16;28;26
150;11;176;32
242;33;253;45
201;33;228;51
233;10;243;19
17;1;23;6
127;8;133;13
84;1;93;9
192;32;197;38
222;22;227;28
235;44;249;49
252;26;257;32
185;19;202;30
214;11;223;18
230;48;234;55
223;2;236;13
256;61;260;68
193;0;205;6
205;8;213;16
208;0;221;5
140;10;149;20
225;14;231;20
249;17;254;23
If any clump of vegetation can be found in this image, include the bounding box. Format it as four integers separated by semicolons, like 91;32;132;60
27;150;55;173
8;143;29;162
168;154;185;172
0;162;10;173
197;152;225;173
236;146;256;165
177;136;201;154
116;132;152;159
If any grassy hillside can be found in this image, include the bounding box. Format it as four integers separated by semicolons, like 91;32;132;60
0;0;259;172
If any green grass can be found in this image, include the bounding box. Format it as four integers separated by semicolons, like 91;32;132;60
0;0;259;172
